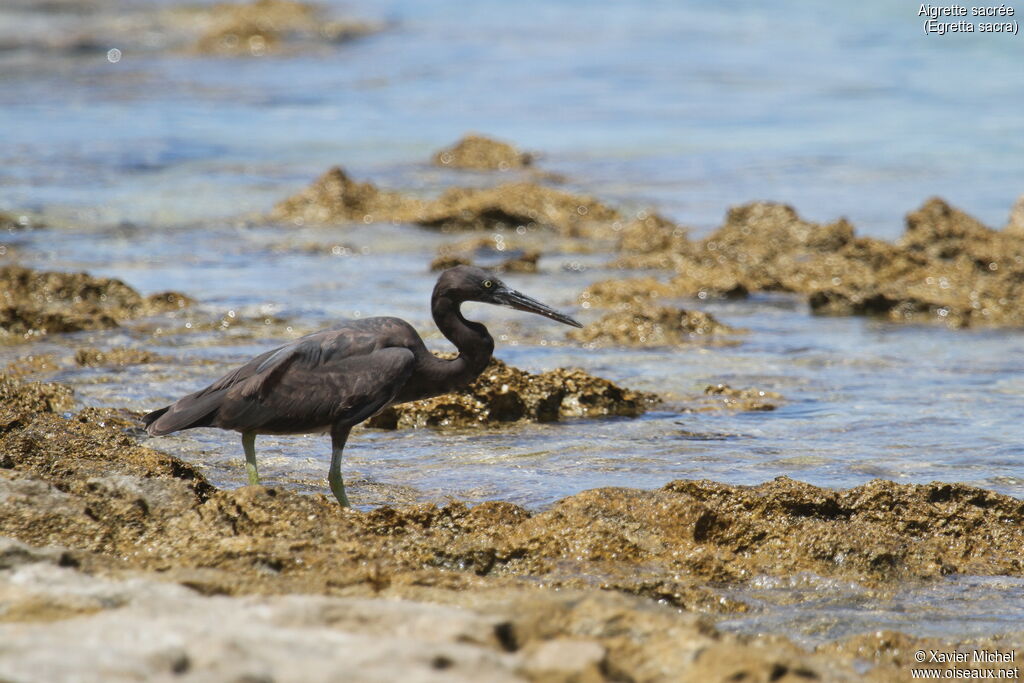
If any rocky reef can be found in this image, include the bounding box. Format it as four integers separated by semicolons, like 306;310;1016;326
606;198;1024;328
271;165;626;238
0;372;1021;680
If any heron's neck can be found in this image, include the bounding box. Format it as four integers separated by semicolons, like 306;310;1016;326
429;294;494;389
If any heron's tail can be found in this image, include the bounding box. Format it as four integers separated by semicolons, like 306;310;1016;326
143;392;222;436
142;406;171;433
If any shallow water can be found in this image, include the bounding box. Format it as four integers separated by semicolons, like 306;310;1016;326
2;0;1023;645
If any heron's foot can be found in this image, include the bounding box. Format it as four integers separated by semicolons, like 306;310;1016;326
245;461;261;486
328;469;351;508
242;432;260;486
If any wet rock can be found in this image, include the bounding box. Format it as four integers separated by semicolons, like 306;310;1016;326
270;166;423;226
182;0;377;57
432;134;533;171
0;266;192;341
367;358;656;429
74;347;162;367
416;182;621;237
570;304;740;347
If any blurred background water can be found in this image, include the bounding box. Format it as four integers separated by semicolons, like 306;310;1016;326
2;0;1022;233
1;0;1023;643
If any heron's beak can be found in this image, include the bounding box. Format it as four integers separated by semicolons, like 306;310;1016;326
492;286;583;328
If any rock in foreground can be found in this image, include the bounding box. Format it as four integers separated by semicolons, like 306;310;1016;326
2;374;1023;680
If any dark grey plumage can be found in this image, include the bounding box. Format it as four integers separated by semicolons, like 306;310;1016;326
143;266;581;506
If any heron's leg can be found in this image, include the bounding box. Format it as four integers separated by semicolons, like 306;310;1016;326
328;424;352;508
242;431;260;486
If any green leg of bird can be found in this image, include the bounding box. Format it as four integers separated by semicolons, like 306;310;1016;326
328;425;352;507
242;431;260;486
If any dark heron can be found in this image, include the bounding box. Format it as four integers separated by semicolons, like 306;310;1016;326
143;266;582;507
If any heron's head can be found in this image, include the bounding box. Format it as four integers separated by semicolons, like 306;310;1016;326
436;265;582;328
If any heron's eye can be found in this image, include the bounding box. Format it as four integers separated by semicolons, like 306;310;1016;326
483;280;493;289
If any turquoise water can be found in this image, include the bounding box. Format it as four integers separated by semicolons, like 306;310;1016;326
2;0;1024;643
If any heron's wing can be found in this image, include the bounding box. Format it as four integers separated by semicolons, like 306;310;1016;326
146;319;422;436
214;336;416;434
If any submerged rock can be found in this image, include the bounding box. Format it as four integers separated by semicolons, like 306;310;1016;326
430;236;540;273
432;134;533;171
367;358;656;429
692;384;782;412
0;266;193;341
570;304;740;347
